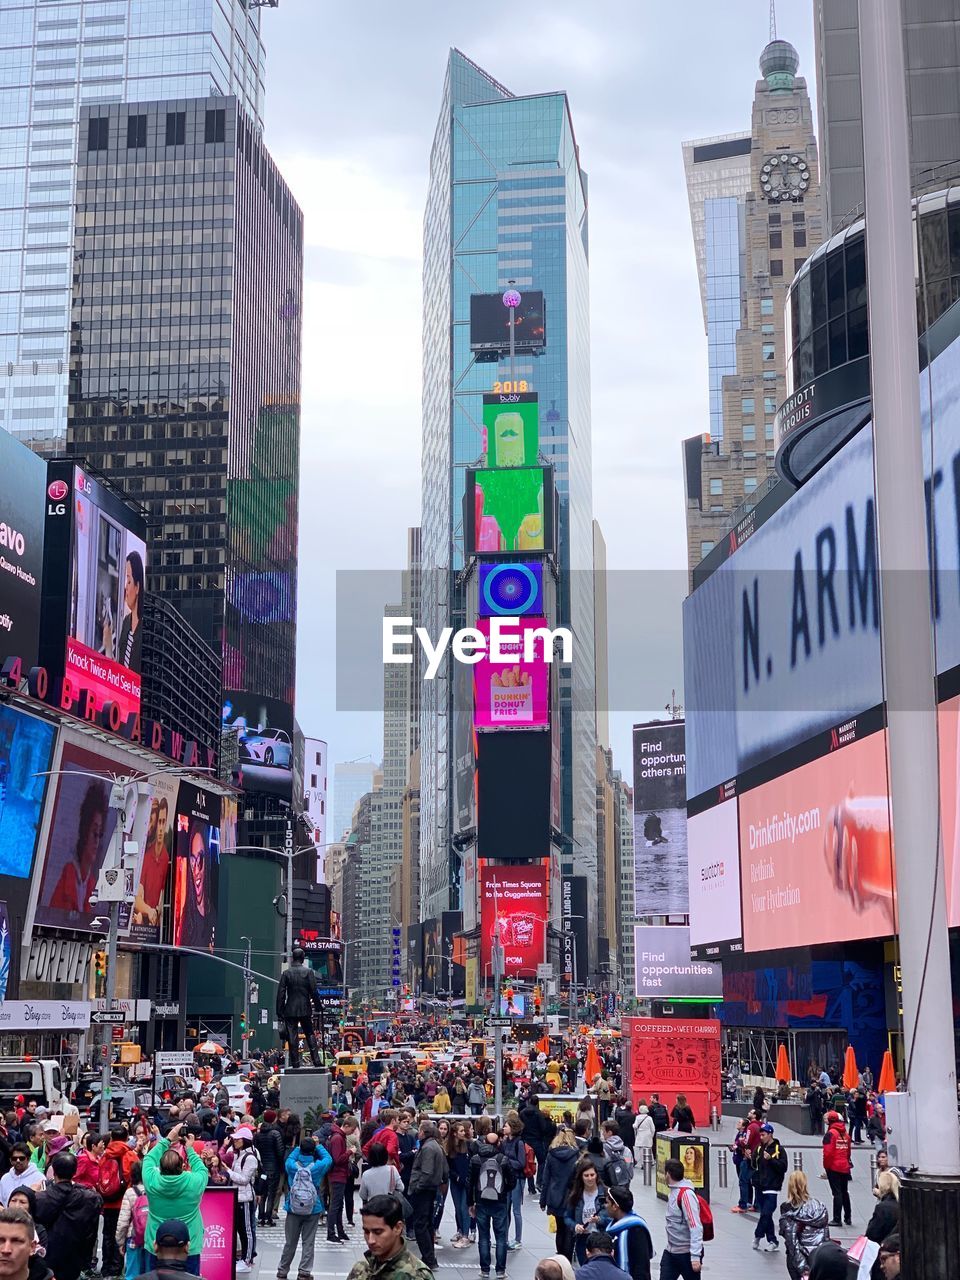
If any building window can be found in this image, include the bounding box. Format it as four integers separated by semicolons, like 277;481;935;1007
742;423;756;441
700;541;715;558
743;450;757;459
768;211;781;226
741;397;754;414
770;259;783;277
794;229;807;248
165;111;186;146
762;342;775;361
793;211;805;225
765;422;775;440
126;114;146;148
744;476;758;493
87;117;108;151
761;323;774;335
764;396;777;414
761;297;774;315
763;370;777;381
769;230;782;249
205;108;225;143
709;478;723;496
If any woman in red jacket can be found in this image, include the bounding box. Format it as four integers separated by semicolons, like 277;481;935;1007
821;1110;853;1227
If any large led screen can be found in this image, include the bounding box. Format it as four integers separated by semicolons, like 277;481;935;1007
738;728;893;953
36;738;152;932
41;464;147;725
0;708;55;879
483;393;539;468
479;861;547;978
478;562;544;618
0;431;45;673
128;773;178;946
687;796;742;957
467;467;554;556
470;292;546;353
683;306;960;802
633;720;688;915
172;782;221;951
477;731;551;860
633;925;723;999
222;692;294;799
473;617;550;729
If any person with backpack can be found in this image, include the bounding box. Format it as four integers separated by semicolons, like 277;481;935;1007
660;1158;703;1278
599;1121;634;1189
821;1111;853;1228
225;1126;260;1273
564;1159;608;1266
115;1159;147;1280
751;1124;788;1253
408;1120;448;1272
277;1137;333;1280
604;1187;655;1280
647;1096;669;1135
468;1129;516;1280
101;1128;137;1276
500;1118;527;1252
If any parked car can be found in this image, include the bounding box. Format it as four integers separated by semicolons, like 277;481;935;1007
0;1059;66;1112
88;1086;153;1123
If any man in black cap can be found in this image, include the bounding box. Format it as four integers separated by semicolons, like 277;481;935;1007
135;1218;206;1279
276;947;323;1069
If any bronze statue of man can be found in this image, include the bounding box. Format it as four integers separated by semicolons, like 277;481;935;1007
275;947;322;1068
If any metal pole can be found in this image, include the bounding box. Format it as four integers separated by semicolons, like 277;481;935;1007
859;0;960;1178
99;899;119;1137
492;936;504;1120
286;852;293;967
242;937;251;1050
569;931;577;1029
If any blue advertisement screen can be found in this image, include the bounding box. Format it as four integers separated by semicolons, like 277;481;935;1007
478;561;544;617
0;708;55;878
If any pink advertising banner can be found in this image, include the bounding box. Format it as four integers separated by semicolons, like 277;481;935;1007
200;1187;236;1280
473;617;550;729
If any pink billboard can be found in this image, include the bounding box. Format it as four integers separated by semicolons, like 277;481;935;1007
473;617;549;729
199;1187;236;1280
739;729;895;952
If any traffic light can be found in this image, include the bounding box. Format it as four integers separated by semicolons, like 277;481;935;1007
239;1012;247;1037
533;984;542;1015
94;950;107;979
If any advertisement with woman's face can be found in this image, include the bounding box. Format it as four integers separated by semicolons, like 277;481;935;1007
172;783;221;952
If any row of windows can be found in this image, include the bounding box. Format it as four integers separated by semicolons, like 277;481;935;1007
740;396;778;415
87;109;227;153
770;257;807;278
709;475;760;496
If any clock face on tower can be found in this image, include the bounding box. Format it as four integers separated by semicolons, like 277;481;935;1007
760;152;810;202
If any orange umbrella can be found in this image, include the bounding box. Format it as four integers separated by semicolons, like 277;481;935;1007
584;1038;603;1085
842;1044;860;1090
775;1043;792;1083
537;1034;551;1055
877;1049;897;1095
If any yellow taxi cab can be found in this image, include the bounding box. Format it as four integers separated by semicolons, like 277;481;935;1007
333;1051;368;1081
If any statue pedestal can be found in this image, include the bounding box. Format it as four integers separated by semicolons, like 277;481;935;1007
279;1067;331;1117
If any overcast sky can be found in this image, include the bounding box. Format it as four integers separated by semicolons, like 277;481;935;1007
262;0;818;778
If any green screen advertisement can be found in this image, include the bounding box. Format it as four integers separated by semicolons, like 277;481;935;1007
467;466;554;555
483;393;539;468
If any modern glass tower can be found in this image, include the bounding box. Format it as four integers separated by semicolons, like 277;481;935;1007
420;50;598;956
0;0;266;453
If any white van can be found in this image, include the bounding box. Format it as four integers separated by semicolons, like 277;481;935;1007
0;1059;65;1111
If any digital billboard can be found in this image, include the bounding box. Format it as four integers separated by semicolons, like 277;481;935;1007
470;291;546;353
41;463;146;726
633;721;687;915
441;909;466;998
633;925;723;999
0;708;55;879
128;773;178;945
479;860;547;978
0;430;46;673
222;692;294;800
172;783;221;951
452;656;476;834
687;796;743;958
477;731;551;861
738;727;893;953
561;875;588;984
483;393;539;468
420;918;441;995
35;737;152;933
473;617;550;729
466;467;554;556
478;562;544;617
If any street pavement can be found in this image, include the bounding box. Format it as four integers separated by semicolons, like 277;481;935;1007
248;1118;880;1279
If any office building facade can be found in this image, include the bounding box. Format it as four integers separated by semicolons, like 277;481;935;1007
140;594;222;761
0;0;266;454
420;49;597;930
332;761;379;843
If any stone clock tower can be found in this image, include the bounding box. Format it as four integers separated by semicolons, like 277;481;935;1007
683;38;825;583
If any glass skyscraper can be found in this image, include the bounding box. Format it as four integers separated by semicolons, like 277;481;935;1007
420;50;598;953
0;0;265;452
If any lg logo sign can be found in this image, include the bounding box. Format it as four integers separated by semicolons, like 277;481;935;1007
47;479;68;516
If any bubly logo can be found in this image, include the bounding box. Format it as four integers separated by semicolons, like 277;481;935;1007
47;480;68;501
700;862;725;881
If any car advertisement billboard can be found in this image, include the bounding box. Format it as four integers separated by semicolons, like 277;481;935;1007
479;860;547;978
633;925;723;999
738;726;893;953
687;795;743;958
0;430;46;673
222;692;294;800
482;393;539;468
470;292;546;353
34;736;152;933
473;617;550;730
466;467;555;556
478;561;544;618
633;720;688;915
41;463;146;726
172;783;221;951
0;707;56;879
128;773;179;945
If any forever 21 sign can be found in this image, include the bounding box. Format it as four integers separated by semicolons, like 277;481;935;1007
26;936;93;986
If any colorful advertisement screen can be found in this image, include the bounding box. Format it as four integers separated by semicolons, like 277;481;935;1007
479;860;547;978
687;797;743;957
441;909;466;998
222;692;294;800
470;291;546;353
483;393;539;468
36;738;151;932
172;783;221;951
467;467;554;556
0;708;55;879
738;728;893;953
633;720;687;915
473;617;550;729
478;562;544;618
0;431;46;672
42;463;147;725
128;773;178;945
